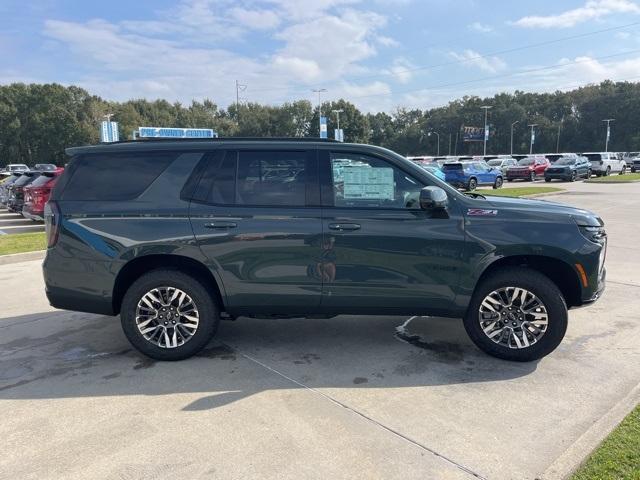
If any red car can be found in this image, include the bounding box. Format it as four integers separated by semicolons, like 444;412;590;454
22;167;64;221
506;156;550;182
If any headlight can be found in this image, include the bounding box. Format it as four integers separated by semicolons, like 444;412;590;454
579;225;607;244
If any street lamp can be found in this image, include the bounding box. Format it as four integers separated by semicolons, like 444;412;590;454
603;118;615;152
312;88;327;138
332;109;344;141
528;124;538;154
481;106;492;155
510;120;519;155
428;131;441;156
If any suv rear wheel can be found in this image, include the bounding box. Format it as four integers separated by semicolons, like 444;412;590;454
121;269;220;360
493;177;503;189
467;178;478;191
463;267;568;361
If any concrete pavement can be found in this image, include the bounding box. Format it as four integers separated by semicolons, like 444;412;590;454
0;180;638;480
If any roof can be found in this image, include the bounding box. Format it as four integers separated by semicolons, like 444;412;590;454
66;137;350;156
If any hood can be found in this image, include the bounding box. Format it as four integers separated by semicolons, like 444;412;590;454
480;194;603;227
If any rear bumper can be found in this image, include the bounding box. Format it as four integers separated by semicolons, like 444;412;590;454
22;208;44;221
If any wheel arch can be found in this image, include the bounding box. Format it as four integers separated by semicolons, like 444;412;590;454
112;254;225;315
475;254;582;308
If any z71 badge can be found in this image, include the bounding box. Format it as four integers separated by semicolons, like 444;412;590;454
467;208;498;216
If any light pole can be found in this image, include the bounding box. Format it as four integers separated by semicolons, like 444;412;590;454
481;106;492;155
510;120;519;155
332;108;344;141
603;118;615;152
428;131;441;156
312;88;327;138
528;124;538;154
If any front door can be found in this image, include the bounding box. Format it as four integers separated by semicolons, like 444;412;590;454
190;149;323;314
318;150;466;315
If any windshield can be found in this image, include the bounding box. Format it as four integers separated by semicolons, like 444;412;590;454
517;158;534;166
555;157;576;165
487;160;502;166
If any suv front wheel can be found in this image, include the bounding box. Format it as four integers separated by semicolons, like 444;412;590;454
463;267;568;362
121;269;220;360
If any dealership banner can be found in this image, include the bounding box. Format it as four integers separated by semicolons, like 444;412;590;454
462;126;485;142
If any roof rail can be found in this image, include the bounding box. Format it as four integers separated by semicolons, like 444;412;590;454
104;136;341;145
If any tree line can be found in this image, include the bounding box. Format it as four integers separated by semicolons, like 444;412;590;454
1;80;638;167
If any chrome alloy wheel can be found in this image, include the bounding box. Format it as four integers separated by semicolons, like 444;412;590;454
135;287;200;348
478;287;548;349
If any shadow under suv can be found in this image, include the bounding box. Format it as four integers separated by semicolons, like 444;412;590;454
43;139;607;362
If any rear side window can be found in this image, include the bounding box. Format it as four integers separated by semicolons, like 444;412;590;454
29;173;57;188
195;150;308;207
441;164;462;171
61;152;177;201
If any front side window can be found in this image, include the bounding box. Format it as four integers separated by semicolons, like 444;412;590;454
330;152;423;209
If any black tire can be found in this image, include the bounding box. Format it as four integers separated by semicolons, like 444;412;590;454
570;171;577;182
604;166;611;176
619;165;626;175
507;178;513;182
463;267;568;362
530;171;536;182
121;269;220;361
467;178;477;191
493;176;503;189
544;177;551;183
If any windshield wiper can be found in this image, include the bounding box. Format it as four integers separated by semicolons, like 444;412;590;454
463;192;486;199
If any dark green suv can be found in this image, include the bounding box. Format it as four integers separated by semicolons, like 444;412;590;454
43;139;607;362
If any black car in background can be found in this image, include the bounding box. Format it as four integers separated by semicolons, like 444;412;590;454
544;156;591;182
7;170;41;213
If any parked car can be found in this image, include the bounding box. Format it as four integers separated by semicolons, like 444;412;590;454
544;156;591;182
42;139;607;363
22;168;64;221
7;171;41;213
2;164;29;174
0;173;23;206
33;163;57;172
629;156;640;173
410;159;446;180
442;161;503;190
582;152;626;176
506;156;550;182
487;157;518;175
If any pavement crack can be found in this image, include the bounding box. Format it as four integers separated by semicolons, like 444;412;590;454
225;342;486;480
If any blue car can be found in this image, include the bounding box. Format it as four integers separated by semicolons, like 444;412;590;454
410;160;446;180
442;161;503;191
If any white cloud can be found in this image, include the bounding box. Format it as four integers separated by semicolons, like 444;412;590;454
384;57;415;83
230;7;280;30
39;0;395;110
448;49;507;73
468;22;493;33
513;0;640;29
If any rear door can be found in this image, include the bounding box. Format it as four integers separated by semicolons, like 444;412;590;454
189;148;323;314
318;149;465;315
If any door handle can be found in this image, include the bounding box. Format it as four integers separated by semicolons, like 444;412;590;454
328;223;361;231
204;221;237;229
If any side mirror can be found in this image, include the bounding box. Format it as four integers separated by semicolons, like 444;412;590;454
420;186;448;211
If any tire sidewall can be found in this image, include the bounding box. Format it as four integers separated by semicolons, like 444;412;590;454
121;269;219;361
468;178;477;191
463;268;568;362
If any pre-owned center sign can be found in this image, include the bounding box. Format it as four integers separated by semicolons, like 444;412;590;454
138;127;217;138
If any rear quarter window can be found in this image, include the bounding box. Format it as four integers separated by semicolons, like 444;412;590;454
61;152;178;201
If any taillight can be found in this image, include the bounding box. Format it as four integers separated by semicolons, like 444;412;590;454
44;201;61;248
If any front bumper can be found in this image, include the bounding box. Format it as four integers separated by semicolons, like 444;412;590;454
545;170;572;180
506;170;533;179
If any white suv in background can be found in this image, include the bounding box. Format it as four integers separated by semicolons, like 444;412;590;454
582;152;626;177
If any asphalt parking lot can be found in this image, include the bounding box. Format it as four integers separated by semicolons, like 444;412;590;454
1;180;638;480
0;209;44;235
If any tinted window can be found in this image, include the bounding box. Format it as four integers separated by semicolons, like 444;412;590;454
14;173;40;187
487;160;502;166
556;157;576;165
518;158;535;166
584;154;602;162
330;152;423;209
62;152;177;201
234;151;306;206
441;163;463;171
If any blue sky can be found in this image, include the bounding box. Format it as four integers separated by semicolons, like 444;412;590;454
1;0;640;111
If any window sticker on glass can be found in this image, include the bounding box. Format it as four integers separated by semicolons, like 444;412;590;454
342;166;394;200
